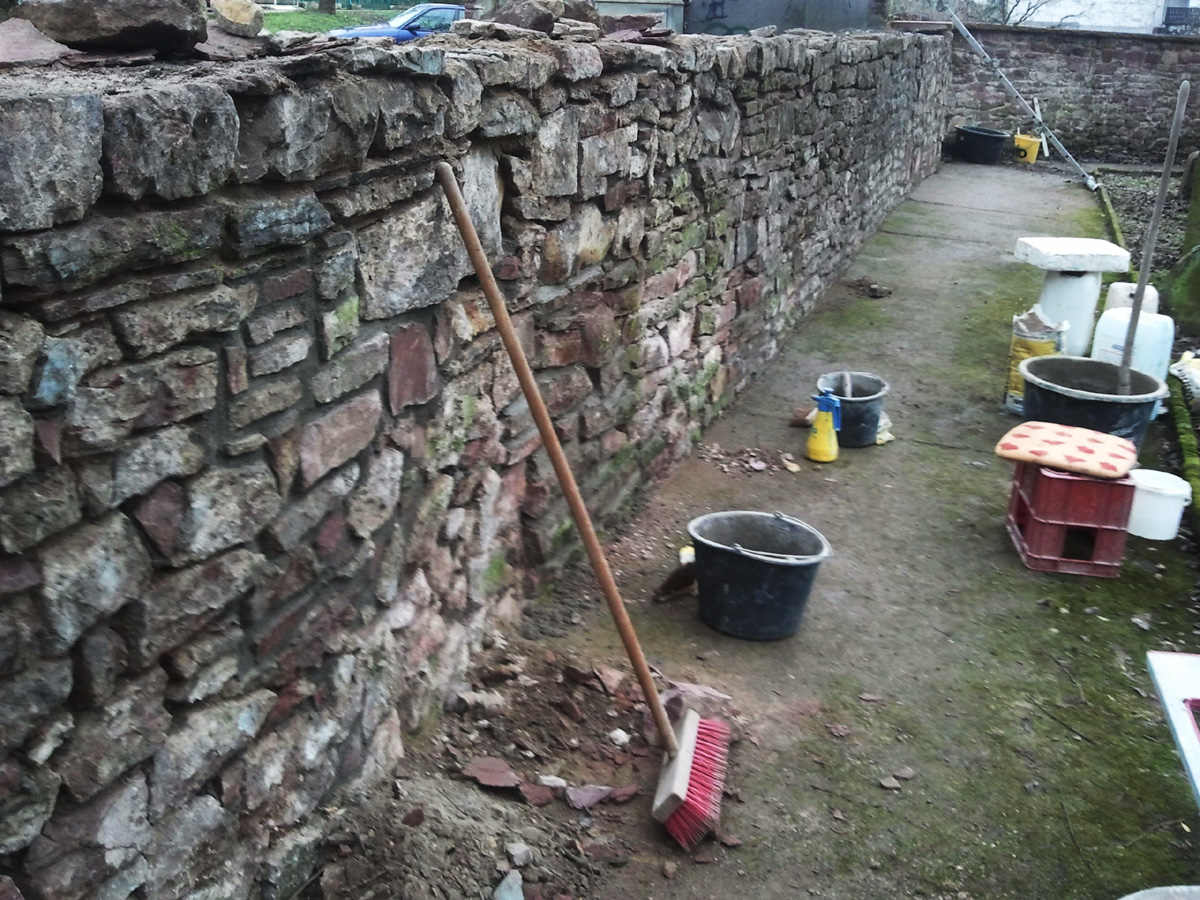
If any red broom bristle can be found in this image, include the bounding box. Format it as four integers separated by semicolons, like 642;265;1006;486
663;718;730;850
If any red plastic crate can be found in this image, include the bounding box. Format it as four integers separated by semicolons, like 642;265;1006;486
1010;461;1134;528
1005;463;1132;578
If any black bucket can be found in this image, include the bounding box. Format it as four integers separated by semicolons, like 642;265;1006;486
687;511;832;641
1019;355;1168;449
816;371;889;448
953;125;1011;164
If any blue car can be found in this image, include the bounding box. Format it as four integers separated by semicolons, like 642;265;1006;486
329;3;465;42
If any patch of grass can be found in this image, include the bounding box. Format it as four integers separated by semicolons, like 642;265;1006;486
260;7;404;33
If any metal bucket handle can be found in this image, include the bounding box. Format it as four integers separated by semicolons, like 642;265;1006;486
729;512;833;565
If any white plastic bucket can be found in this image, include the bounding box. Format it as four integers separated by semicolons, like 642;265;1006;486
1128;469;1192;540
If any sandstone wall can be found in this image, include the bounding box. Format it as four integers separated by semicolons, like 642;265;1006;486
0;27;948;900
947;24;1200;162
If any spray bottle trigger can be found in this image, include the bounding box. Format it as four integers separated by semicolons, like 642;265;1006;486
811;390;841;431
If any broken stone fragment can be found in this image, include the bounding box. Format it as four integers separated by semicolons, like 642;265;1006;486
487;0;561;33
505;841;534;867
0;18;78;68
14;0;207;52
492;869;523;900
211;0;263;38
566;784;610;809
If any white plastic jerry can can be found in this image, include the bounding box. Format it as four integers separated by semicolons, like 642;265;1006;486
1103;281;1159;315
1090;306;1175;416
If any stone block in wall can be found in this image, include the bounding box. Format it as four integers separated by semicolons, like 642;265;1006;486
24;773;151;900
478;89;539;137
102;85;237;201
223;188;333;259
388;323;439;413
120;547;268;668
242;711;340;827
553;42;602;82
112;284;256;359
312;332;388;404
356;148;499;318
162;616;241;704
319;295;360;361
299;391;381;487
233;79;380;184
0;658;72;756
541;203;615;283
149;689;275;819
0;397;34;489
267;461;359;553
0;313;43;397
579;124;637;197
74;625;127;707
0;596;42;679
249;332;312;378
64;348;218;452
374;81;447;151
142;794;243;900
0;467;81;554
53;667;170;801
442;58;483;139
174;461;282;563
28;322;122;410
247;304;307;347
316;244;357;302
0;92;102;233
346;446;404;539
0;206;223;292
230;378;303;431
0;877;21;900
530;107;580;197
535;365;593;417
35;512;151;653
79;425;207;511
0;758;60;855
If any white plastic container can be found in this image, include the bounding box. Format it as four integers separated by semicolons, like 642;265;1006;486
1103;281;1160;315
1127;469;1192;540
1090;306;1175;416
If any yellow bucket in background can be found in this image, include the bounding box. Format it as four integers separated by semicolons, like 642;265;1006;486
1014;133;1041;164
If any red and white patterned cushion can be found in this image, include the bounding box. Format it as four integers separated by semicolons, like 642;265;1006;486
994;421;1137;479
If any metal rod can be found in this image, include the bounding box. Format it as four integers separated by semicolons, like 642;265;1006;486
1118;80;1190;395
937;1;1097;190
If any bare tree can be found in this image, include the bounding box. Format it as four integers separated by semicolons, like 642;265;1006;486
987;0;1091;25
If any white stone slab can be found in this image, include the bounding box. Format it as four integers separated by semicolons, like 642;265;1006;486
1147;650;1200;813
1014;236;1130;272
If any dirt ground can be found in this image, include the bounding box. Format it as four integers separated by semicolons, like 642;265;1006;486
319;161;1200;900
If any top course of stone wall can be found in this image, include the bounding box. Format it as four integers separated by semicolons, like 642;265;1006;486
0;26;949;900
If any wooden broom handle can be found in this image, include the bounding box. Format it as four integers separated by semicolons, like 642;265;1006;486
436;163;679;757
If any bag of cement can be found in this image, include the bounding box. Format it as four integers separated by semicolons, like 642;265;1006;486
1004;304;1067;415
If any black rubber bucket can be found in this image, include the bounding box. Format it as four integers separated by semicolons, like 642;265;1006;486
687;511;832;641
954;125;1011;164
816;371;889;448
1019;355;1168;449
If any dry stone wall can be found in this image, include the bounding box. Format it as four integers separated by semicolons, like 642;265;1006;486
946;24;1200;162
0;27;948;900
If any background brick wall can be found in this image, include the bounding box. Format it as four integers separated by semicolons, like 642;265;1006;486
946;24;1200;162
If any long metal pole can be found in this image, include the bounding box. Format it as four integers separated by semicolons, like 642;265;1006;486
937;1;1097;190
1118;80;1191;394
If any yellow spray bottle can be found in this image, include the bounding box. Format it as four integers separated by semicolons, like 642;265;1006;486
805;389;841;463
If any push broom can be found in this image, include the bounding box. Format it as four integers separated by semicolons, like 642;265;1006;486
436;161;730;850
